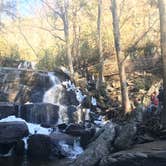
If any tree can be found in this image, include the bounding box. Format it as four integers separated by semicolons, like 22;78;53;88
111;0;131;112
96;0;104;90
42;0;74;75
158;0;166;127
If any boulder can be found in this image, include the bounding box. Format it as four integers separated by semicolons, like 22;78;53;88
27;134;51;159
99;140;166;166
0;102;17;119
67;105;77;123
113;122;137;151
71;122;116;166
50;132;75;158
80;128;96;149
65;124;85;137
0;143;15;155
58;123;68;131
0;121;29;143
99;152;148;166
50;132;74;146
62;90;79;106
13;140;25;156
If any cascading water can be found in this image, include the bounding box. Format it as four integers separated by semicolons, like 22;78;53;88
43;72;92;124
43;72;69;124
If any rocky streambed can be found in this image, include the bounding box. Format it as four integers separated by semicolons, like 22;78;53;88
0;67;166;166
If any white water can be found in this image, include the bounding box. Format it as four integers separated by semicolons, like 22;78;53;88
59;141;83;159
43;72;62;104
0;116;83;158
43;72;69;124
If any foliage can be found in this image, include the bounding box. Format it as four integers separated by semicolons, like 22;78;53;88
0;0;160;73
36;49;56;71
126;42;158;59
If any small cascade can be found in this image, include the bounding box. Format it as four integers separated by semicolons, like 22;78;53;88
43;72;93;125
43;72;68;124
43;72;62;104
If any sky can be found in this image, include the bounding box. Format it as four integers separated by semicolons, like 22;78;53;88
17;0;42;17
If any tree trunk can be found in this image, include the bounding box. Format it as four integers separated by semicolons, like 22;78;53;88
96;0;104;90
158;0;166;127
64;0;74;75
111;0;131;112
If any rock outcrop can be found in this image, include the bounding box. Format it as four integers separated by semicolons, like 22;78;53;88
27;134;52;159
0;121;29;143
72;122;116;166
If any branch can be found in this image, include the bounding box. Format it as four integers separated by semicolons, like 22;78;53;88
17;20;39;58
23;24;65;42
132;19;158;46
41;0;64;20
122;18;158;63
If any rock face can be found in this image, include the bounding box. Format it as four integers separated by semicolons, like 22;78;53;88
99;140;166;166
0;102;17;119
50;132;74;144
0;121;29;143
65;124;85;137
113;122;137;151
0;68;72;104
27;134;52;159
50;132;75;157
0;68;52;103
20;103;59;125
72;122;116;166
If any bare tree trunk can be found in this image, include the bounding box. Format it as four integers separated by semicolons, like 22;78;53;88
64;0;74;75
158;0;166;127
96;0;104;90
111;0;131;112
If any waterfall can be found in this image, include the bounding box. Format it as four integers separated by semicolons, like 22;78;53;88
43;72;62;104
43;72;68;124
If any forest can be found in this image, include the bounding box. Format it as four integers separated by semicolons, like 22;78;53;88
0;0;166;166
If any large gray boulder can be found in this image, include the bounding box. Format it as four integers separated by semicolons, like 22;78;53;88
27;134;52;159
113;122;137;151
71;122;116;166
50;132;74;146
99;152;148;166
0;121;29;143
50;132;75;157
99;140;166;166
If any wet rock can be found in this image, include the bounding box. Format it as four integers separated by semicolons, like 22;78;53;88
113;122;137;151
0;121;29;143
80;128;96;149
67;105;78;123
0;143;15;155
53;68;70;81
65;124;85;137
0;102;17;119
64;90;79;106
72;122;116;166
27;134;51;159
50;132;75;158
50;132;74;146
99;152;148;166
21;103;59;125
58;123;68;131
0;68;69;104
13;140;25;156
135;134;155;144
81;96;92;108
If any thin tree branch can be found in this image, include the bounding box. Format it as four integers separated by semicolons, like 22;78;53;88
122;18;158;63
